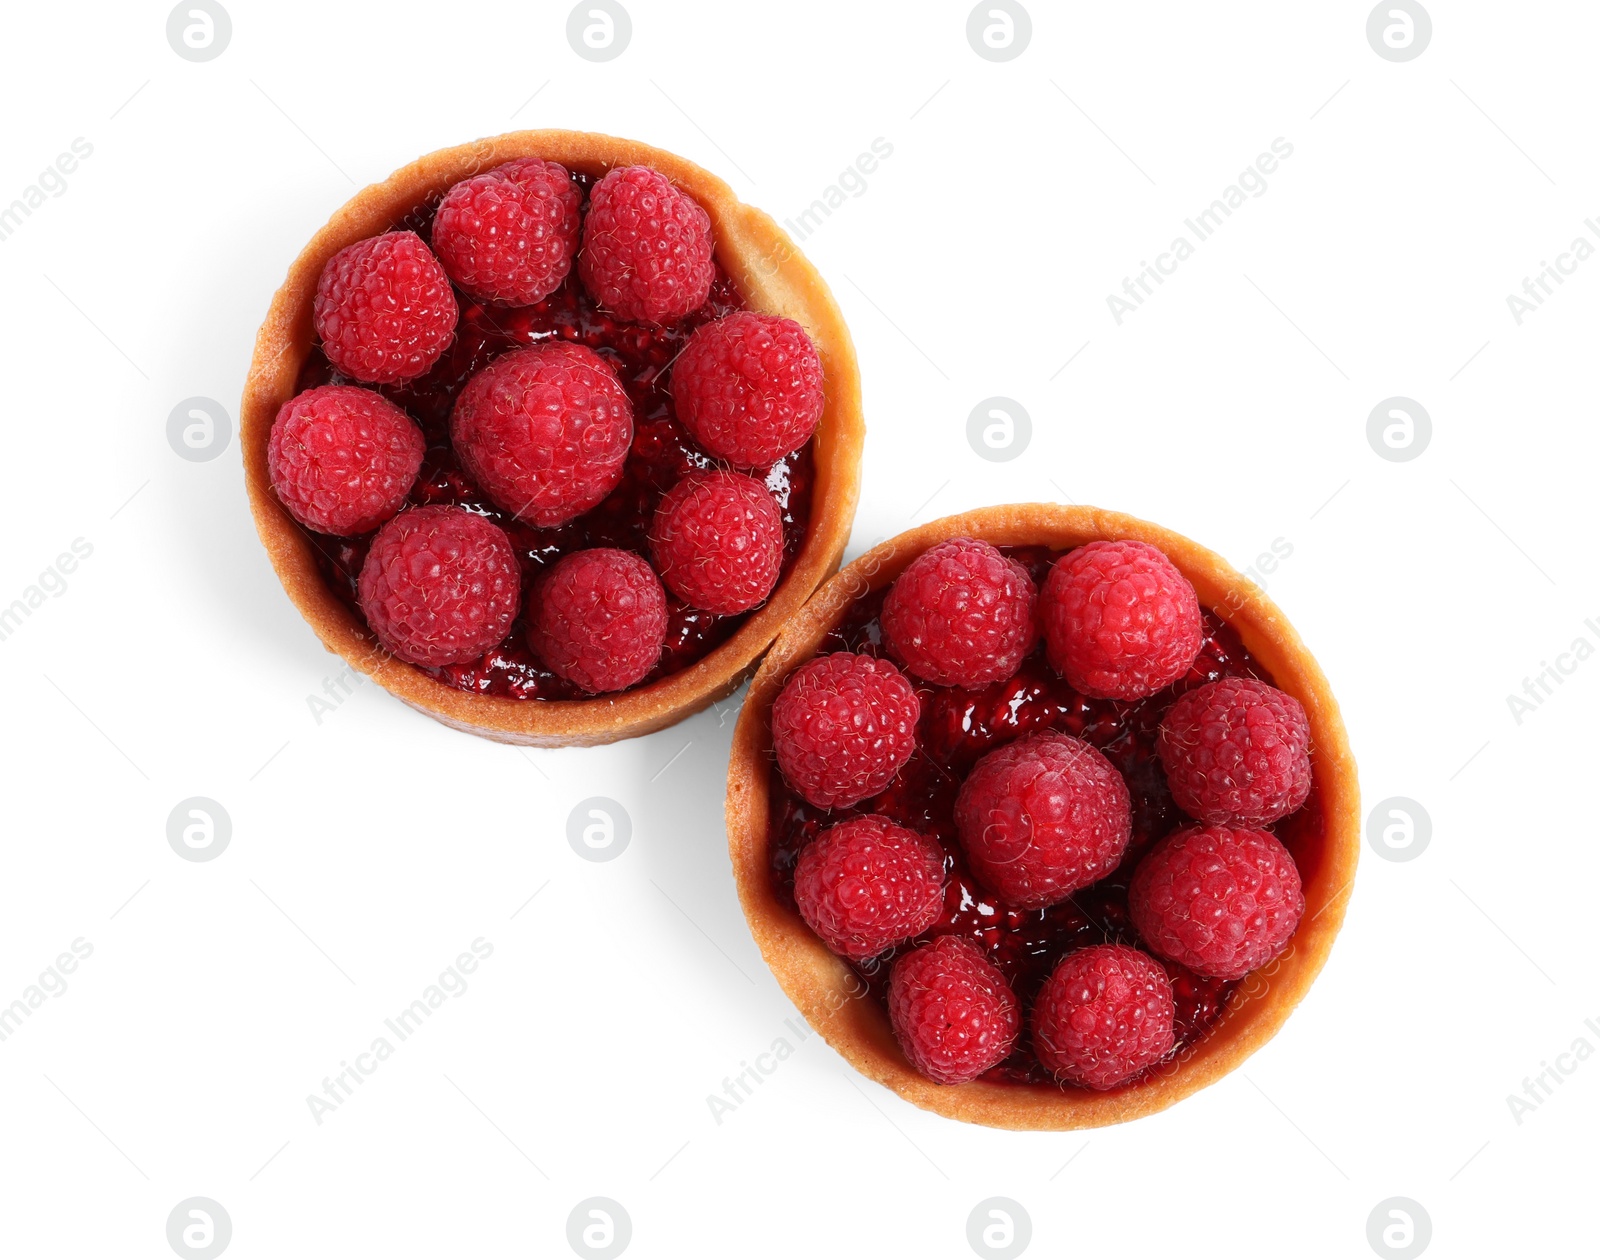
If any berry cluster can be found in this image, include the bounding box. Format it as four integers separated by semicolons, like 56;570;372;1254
770;537;1315;1090
269;160;827;695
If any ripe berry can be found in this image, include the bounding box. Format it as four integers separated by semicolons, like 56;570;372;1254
527;548;666;693
357;506;520;667
1129;825;1305;981
953;732;1130;910
268;385;423;535
771;653;921;810
792;815;945;962
578;166;714;324
1158;677;1312;826
889;935;1020;1085
1032;944;1176;1090
431;159;582;306
450;342;633;527
671;312;825;469
314;230;458;384
881;538;1037;688
649;471;784;614
1039;539;1203;700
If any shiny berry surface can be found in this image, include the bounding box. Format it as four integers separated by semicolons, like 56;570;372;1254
766;545;1319;1083
294;175;814;700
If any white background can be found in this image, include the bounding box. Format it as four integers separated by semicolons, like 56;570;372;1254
1;2;1594;1257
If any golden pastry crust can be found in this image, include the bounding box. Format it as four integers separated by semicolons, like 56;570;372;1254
241;130;864;746
726;504;1360;1130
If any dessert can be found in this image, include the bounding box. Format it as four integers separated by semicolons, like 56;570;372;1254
242;131;863;745
727;504;1359;1129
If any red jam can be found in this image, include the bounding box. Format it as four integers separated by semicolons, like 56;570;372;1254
293;175;815;700
767;545;1323;1085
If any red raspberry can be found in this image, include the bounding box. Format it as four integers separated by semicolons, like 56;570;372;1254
1039;540;1203;700
1032;944;1176;1090
881;538;1037;688
357;506;520;667
670;312;825;469
527;548;666;693
889;936;1020;1084
953;732;1130;909
649;471;783;614
578;166;714;324
792;815;945;962
771;653;921;810
450;342;633;527
1158;677;1312;826
431;159;581;306
1129;825;1305;981
267;385;423;535
314;231;458;384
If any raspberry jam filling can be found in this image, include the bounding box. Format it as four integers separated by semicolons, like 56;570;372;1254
295;178;814;700
767;544;1323;1085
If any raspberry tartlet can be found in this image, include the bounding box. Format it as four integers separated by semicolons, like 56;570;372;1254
242;131;863;746
727;504;1359;1129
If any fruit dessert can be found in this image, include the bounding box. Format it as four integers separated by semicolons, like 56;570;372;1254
242;132;863;746
727;505;1359;1130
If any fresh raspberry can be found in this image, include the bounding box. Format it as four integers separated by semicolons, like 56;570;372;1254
527;548;666;693
881;538;1037;688
889;935;1020;1084
792;815;945;961
450;342;633;527
1039;539;1203;700
578;166;714;324
314;231;458;384
431;159;581;306
953;732;1130;909
357;506;520;667
771;653;921;810
1129;825;1305;981
649;471;783;614
1032;944;1176;1090
1158;677;1313;826
267;385;423;535
670;313;825;469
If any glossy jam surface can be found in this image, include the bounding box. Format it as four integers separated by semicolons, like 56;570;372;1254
294;176;814;700
768;545;1322;1085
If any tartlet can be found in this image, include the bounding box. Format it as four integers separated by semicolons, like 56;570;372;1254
241;130;863;746
726;504;1359;1129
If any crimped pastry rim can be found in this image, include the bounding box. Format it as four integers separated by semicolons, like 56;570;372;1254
725;503;1360;1130
240;130;864;747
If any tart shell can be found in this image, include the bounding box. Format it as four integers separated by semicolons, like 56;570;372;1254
241;130;864;747
726;504;1360;1130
